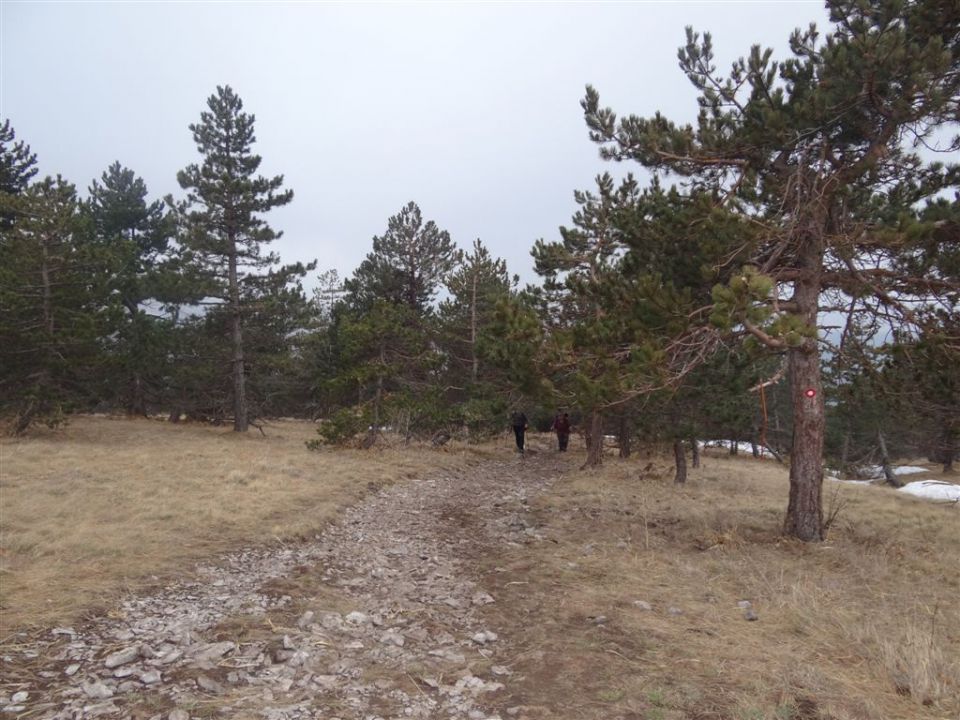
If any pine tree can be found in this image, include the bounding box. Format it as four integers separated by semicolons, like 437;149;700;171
582;0;960;540
344;201;460;314
530;173;641;466
87;162;176;415
437;239;518;436
175;85;296;432
0;120;38;229
0;176;116;433
0;121;37;194
315;203;460;443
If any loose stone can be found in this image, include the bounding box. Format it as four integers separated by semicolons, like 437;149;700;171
104;646;140;668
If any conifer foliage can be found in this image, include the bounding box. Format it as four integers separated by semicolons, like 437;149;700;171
175;85;299;432
581;0;960;539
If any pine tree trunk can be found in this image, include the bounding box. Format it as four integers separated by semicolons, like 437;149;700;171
674;439;687;484
751;440;760;458
783;250;825;541
41;235;54;335
583;410;604;467
618;415;631;458
940;422;956;474
690;437;700;468
130;374;147;417
877;430;902;487
228;246;248;432
374;342;385;429
125;305;147;417
729;436;738;456
470;269;478;384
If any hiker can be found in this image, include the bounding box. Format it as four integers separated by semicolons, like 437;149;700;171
510;410;528;454
552;411;571;451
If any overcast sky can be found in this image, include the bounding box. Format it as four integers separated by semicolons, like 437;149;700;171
2;1;828;290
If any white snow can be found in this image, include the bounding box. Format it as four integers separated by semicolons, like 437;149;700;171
860;464;930;479
699;439;778;459
898;480;960;503
827;476;873;485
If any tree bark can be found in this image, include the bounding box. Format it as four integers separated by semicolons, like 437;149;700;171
877;430;902;487
674;439;687;484
729;436;738;456
583;410;604;467
618;415;631;458
783;243;825;541
470;268;478;384
690;437;700;468
940;422;956;474
374;342;385;429
228;245;248;432
129;374;147;417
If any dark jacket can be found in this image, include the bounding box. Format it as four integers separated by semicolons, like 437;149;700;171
510;412;528;429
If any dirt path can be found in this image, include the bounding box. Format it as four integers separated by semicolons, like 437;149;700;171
1;441;565;720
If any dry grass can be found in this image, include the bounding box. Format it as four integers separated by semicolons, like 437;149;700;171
0;415;492;632
484;447;960;720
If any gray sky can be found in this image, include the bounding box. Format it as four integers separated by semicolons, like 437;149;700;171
2;1;827;289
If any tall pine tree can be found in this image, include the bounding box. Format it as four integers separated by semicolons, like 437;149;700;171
175;85;295;432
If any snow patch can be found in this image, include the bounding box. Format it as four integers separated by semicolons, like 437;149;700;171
699;439;778;459
861;465;929;479
898;480;960;503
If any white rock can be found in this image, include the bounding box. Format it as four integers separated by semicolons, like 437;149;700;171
156;649;183;665
632;600;653;611
82;681;114;699
491;665;511;676
472;630;498;644
344;611;369;625
379;631;405;647
168;710;189;720
11;692;28;703
737;600;752;609
52;627;77;637
139;643;158;659
471;592;495;606
289;650;310;667
104;646;140;668
297;611;315;628
65;663;81;676
196;674;223;694
193;641;235;662
140;670;162;684
313;674;338;689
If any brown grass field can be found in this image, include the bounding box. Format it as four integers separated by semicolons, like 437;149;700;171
1;419;958;719
0;415;493;631
483;447;960;720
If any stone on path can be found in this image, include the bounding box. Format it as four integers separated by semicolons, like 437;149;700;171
104;645;140;668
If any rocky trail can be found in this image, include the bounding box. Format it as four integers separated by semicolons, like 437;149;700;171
1;446;563;720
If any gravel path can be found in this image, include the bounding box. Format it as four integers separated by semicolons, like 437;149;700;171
1;446;562;720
